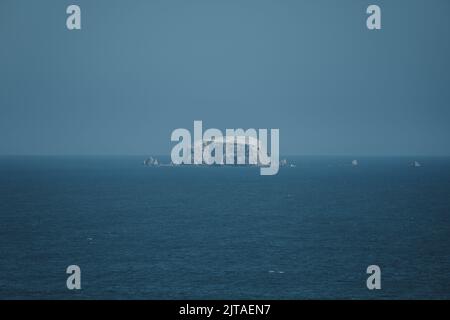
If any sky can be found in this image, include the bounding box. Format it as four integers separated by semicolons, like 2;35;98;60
1;0;450;156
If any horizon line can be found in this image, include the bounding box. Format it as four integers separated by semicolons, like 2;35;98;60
1;154;450;158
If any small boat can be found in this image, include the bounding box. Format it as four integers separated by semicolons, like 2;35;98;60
352;159;358;166
143;157;159;166
413;161;421;167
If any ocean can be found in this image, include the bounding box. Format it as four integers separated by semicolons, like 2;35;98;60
1;156;449;299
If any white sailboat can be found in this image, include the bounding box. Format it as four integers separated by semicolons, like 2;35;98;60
413;161;421;167
352;159;358;166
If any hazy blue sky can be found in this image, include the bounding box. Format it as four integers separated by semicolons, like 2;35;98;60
1;0;449;155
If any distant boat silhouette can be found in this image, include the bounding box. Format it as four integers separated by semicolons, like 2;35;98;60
352;159;358;166
413;161;421;167
144;157;160;166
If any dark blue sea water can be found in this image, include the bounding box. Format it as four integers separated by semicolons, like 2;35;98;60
1;156;450;299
